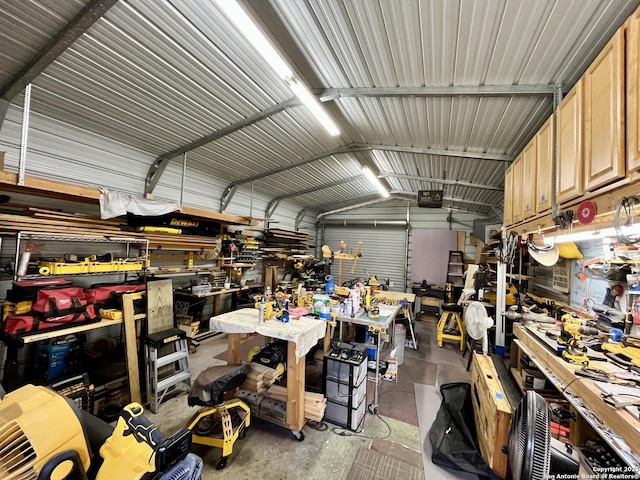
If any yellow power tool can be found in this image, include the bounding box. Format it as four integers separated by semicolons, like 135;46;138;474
601;342;640;368
558;314;599;365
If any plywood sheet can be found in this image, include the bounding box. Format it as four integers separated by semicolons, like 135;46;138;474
147;279;174;334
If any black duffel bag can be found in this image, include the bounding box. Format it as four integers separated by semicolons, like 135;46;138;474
429;382;500;479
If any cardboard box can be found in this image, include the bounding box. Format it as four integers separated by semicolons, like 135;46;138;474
522;369;552;390
383;356;397;382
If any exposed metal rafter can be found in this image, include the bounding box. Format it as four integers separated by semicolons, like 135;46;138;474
145;97;300;195
295;209;307;230
315;197;392;222
0;0;118;128
370;144;513;162
220;144;369;211
265;175;364;219
378;172;503;191
318;85;556;101
220;142;511;210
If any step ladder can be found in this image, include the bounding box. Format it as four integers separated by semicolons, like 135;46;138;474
144;327;191;413
446;251;465;289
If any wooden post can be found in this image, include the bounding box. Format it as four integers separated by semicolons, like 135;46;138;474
286;341;305;430
227;333;241;365
122;293;142;404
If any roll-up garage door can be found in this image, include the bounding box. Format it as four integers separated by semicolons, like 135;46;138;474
321;225;408;290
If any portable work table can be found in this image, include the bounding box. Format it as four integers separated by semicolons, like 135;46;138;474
209;308;326;439
334;303;401;414
513;323;640;469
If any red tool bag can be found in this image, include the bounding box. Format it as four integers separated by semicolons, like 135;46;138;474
32;287;88;319
7;278;74;302
84;283;146;308
3;305;99;337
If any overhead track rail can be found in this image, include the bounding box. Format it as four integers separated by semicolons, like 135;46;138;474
0;0;118;128
318;85;557;101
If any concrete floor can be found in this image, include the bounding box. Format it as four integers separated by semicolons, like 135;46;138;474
145;317;470;480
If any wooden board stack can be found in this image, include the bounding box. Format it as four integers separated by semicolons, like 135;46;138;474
265;384;327;423
240;362;282;393
262;228;313;257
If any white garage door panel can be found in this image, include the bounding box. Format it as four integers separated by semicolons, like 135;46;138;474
322;226;407;290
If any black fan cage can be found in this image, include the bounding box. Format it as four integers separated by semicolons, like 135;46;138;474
508;390;551;480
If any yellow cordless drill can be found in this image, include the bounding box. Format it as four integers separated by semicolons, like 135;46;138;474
558;314;599;365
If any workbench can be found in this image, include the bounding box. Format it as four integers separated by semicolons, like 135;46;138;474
513;323;640;470
209;308;326;438
175;284;262;339
333;303;402;414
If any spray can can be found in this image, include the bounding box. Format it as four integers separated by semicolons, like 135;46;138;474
346;295;353;318
259;298;266;323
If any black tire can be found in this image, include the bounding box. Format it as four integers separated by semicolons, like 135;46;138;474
291;430;305;442
216;457;228;470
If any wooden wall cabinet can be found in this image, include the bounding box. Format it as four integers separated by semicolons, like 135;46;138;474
557;80;584;204
536;116;553;213
511;154;523;224
503;163;514;226
627;10;640;172
583;29;625;192
521;138;537;220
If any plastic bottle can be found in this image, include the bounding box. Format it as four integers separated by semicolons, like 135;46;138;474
283;294;290;312
259;297;266;323
265;286;272;301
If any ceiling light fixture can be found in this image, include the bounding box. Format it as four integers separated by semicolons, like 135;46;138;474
215;0;340;137
362;166;390;198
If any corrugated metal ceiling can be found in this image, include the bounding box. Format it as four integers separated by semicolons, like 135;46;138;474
1;0;638;220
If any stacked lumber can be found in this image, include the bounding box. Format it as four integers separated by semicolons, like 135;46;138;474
265;384;327;423
240;363;282;393
0;207;222;251
263;228;313;257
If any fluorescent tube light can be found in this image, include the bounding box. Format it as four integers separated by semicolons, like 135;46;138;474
214;0;292;79
288;79;340;136
362;166;390;198
215;0;340;137
545;224;640;244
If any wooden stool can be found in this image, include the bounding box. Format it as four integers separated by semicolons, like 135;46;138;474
437;304;466;351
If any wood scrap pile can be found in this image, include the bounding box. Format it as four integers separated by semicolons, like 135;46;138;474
262;228;313;259
240;362;282;393
265;384;327;423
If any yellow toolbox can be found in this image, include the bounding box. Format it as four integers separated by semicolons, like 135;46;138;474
88;261;121;273
118;260;144;272
100;308;123;320
37;261;90;275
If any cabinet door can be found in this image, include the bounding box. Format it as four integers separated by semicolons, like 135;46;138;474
557;81;584;204
511;155;523;224
536;116;553;213
503;164;514;226
627;10;640;172
521;139;537;220
584;29;625;191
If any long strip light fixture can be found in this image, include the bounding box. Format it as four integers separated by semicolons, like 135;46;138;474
362;166;390;198
544;224;640;244
215;0;340;136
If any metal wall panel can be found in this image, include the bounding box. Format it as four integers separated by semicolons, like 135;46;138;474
321;224;408;291
0;105;310;230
